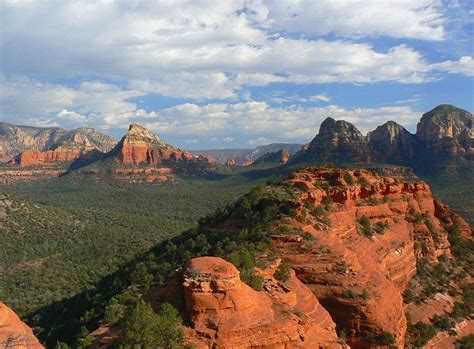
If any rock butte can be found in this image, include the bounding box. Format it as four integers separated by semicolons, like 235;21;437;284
0;302;43;349
105;124;215;182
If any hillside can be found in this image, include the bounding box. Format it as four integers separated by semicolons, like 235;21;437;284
25;167;472;348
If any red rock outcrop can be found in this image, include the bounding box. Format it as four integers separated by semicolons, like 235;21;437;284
102;124;215;182
225;158;237;166
113;124;212;167
0;302;43;349
180;257;343;349
256;167;470;348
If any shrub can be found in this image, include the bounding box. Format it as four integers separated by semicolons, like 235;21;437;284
344;172;355;185
322;196;333;207
373;221;387;234
369;331;396;345
357;216;372;238
301;231;315;241
457;334;474;349
338;329;347;343
409;321;436;347
275;261;292;283
342;289;357;299
104;299;127;324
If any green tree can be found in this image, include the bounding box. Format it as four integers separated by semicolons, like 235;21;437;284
118;301;184;349
275;261;291;282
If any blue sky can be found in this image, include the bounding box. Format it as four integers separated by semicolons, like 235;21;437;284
0;0;472;149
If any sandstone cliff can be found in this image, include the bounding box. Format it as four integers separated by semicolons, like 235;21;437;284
100;124;215;182
0;302;43;349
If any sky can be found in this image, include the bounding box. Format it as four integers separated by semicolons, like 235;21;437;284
0;0;473;149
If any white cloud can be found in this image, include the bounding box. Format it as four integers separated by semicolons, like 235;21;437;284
264;0;445;40
430;56;474;76
0;76;423;147
309;94;331;102
0;0;467;101
0;77;146;131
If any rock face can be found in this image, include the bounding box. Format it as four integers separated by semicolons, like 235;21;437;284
292;104;473;165
0;302;43;349
109;124;212;167
0;122;116;163
302;118;371;163
181;256;342;349
8;149;82;167
368;121;418;164
265;167;470;348
253;149;290;165
94;124;215;182
416;104;473;158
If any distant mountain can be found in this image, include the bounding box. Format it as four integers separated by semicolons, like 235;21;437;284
416;104;473;159
191;143;303;165
367;121;418;164
292;104;473;165
253;148;289;165
297;117;371;163
0;122;116;164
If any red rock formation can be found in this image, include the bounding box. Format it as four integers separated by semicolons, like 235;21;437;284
8;149;82;167
114;124;209;166
103;124;215;182
180;257;343;349
0;302;43;349
261;167;470;348
0;169;67;184
225;158;237;166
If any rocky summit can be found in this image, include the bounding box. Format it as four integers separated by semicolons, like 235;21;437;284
417;104;473;158
0;302;43;349
88;123;216;182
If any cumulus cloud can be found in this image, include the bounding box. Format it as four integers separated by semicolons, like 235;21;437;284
0;0;468;101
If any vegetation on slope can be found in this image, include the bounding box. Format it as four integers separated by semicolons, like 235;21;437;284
0;174;260;319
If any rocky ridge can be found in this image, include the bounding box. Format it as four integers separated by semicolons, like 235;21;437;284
293;104;473;165
0;122;116;163
88;124;217;182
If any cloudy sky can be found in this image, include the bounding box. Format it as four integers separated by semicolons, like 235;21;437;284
0;0;473;148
